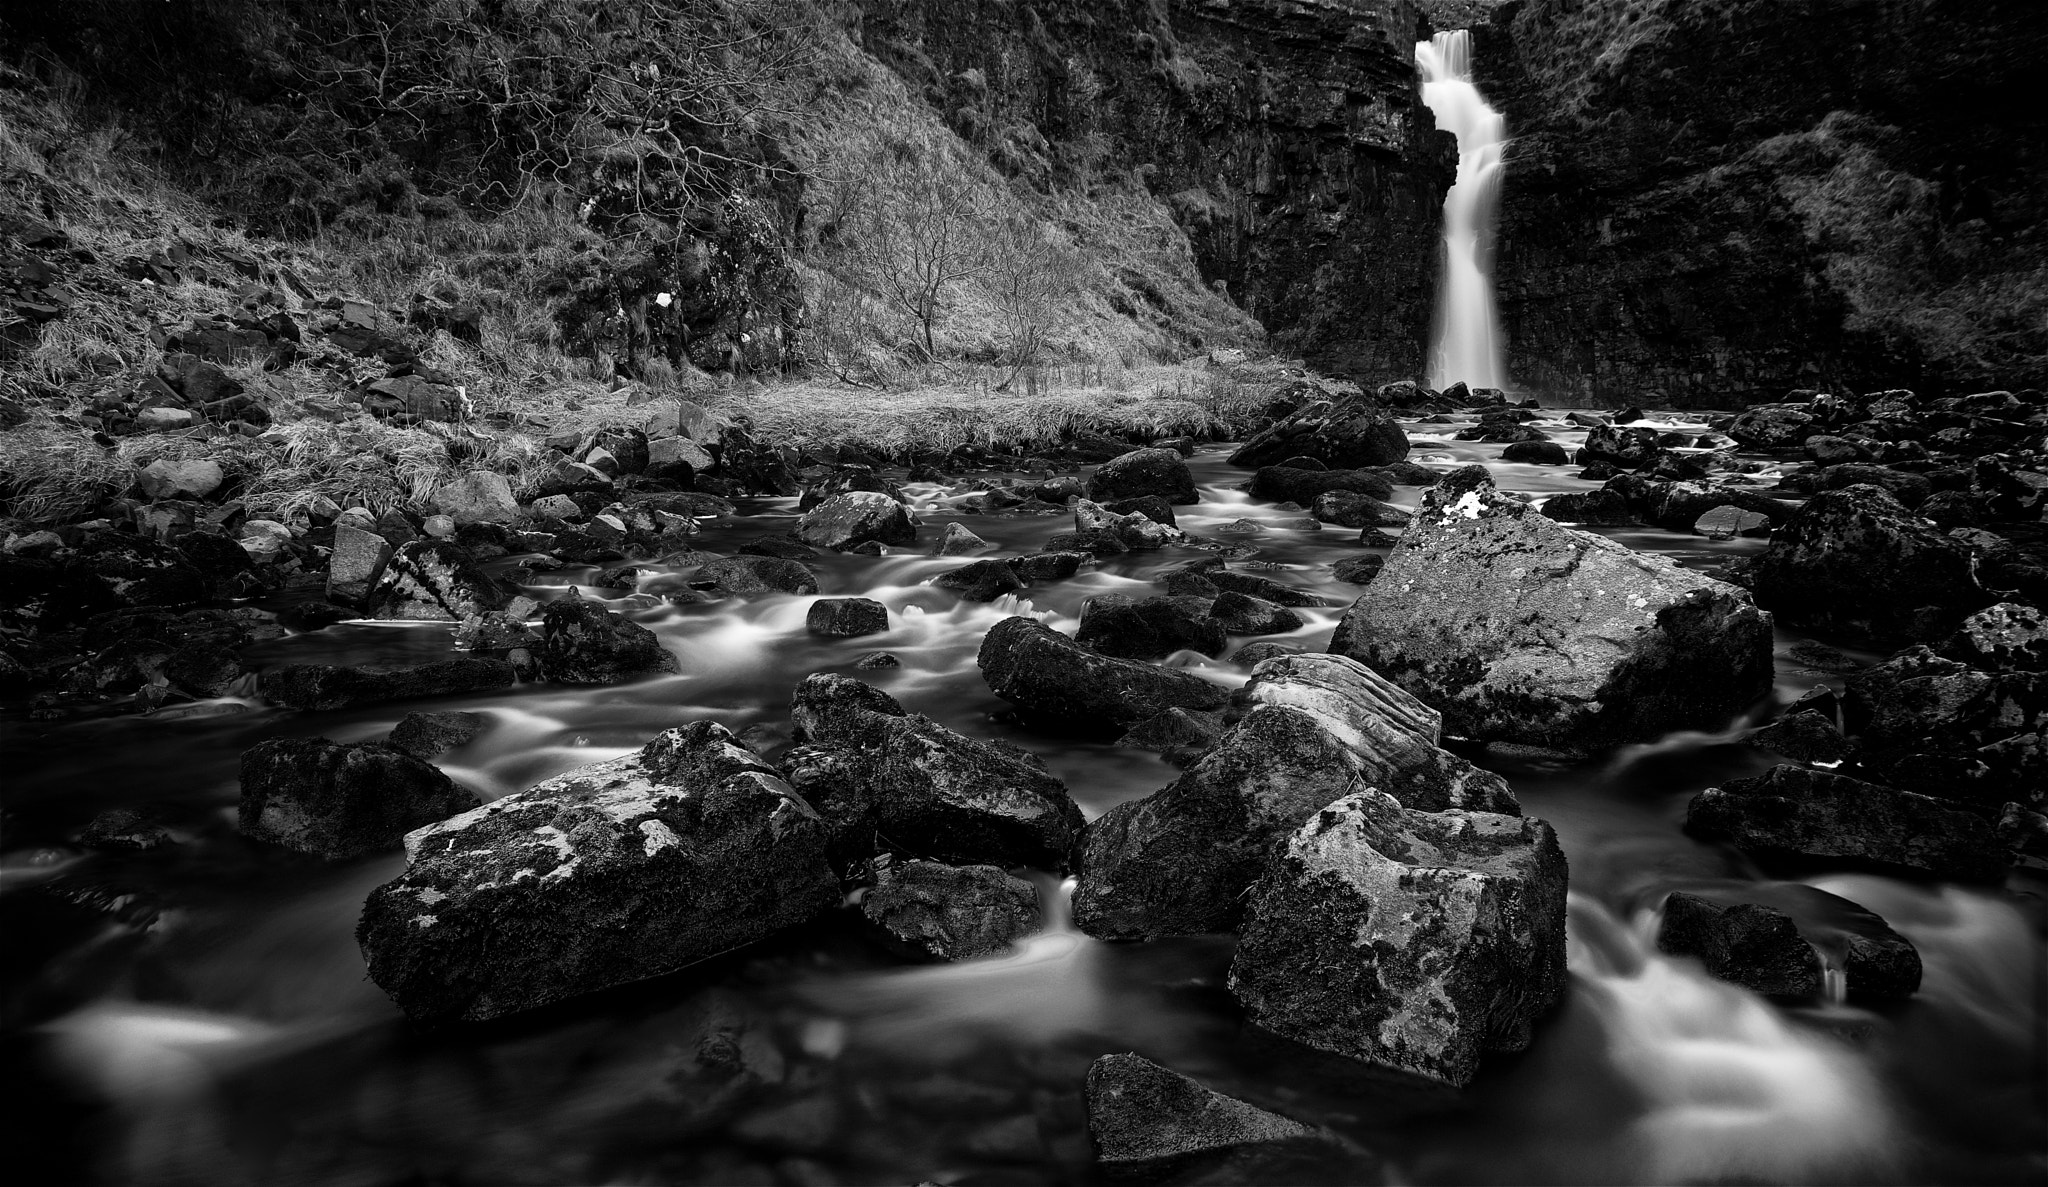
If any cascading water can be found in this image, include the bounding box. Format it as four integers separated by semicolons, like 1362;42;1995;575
1417;30;1510;393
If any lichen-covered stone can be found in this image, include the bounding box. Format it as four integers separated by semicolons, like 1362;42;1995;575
1227;790;1568;1089
357;721;837;1023
1330;468;1772;748
794;490;916;551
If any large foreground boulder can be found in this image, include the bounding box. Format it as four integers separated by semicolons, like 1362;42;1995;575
1084;1054;1362;1183
977;615;1230;731
1228;790;1568;1088
790;673;1085;869
1330;469;1772;749
1073;655;1519;940
1748;484;1991;644
1228;393;1410;470
358;721;839;1023
1683;764;2010;883
241;737;481;859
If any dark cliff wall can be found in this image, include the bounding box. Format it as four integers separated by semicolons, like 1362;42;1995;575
1475;0;2048;407
853;0;1454;381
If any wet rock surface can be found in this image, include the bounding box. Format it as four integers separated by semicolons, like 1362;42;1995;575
977;615;1230;731
240;737;481;860
859;859;1041;962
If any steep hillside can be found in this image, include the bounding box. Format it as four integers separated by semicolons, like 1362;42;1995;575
1475;0;2048;406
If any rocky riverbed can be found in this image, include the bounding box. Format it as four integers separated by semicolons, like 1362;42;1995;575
2;384;2044;1186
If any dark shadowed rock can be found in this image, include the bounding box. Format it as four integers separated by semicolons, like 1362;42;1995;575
1575;423;1660;469
931;558;1026;602
1077;594;1227;659
1502;439;1571;465
367;540;511;621
1205;591;1302;636
1088;448;1199;505
1309;489;1408;528
1749;485;1990;644
1013;551;1087;582
1330;471;1773;749
1117;707;1228;766
1728;403;1820;451
1540;488;1636;526
388;710;492;759
1228;394;1410;470
1684;764;2010;882
240;737;480;860
1747;710;1850;764
790;673;1085;869
357;721;838;1023
1330;555;1385;585
260;658;516;710
539;589;679;683
977;616;1229;731
1084;1053;1358;1182
807;597;889;638
860;859;1040;961
1941;601;2048;672
1248;466;1394;506
1657;892;1821;999
794;491;917;551
1841;646;2046;810
1227;790;1568;1088
1199;569;1327;608
1073;655;1518;939
687;555;820;598
1101;495;1179;527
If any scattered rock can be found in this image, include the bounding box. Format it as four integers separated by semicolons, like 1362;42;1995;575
539;588;679;683
686;556;820;598
1087;448;1199;505
861;859;1041;961
807;597;890;638
388;710;493;759
1205;591;1302;636
137;459;224;501
1076;594;1226;660
794;491;916;551
1331;469;1773;748
327;524;394;607
931;558;1025;602
1228;394;1411;469
240;737;480;860
977;616;1230;732
1656;892;1820;998
1330;555;1384;585
357;721;838;1023
1501;440;1570;465
1228;790;1568;1088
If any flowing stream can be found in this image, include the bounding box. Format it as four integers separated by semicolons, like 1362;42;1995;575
2;415;2043;1186
1418;30;1512;393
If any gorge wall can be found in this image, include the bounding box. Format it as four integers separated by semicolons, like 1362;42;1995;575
1472;0;2048;406
853;0;1454;381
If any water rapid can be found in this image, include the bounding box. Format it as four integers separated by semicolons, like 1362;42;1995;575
1417;30;1511;393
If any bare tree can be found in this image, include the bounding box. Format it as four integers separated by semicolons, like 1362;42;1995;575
984;214;1087;390
840;138;992;360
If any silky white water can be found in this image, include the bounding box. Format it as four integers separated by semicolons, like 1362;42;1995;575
1417;29;1510;392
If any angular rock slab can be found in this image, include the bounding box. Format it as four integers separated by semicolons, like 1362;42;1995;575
1683;764;2010;883
358;721;838;1023
977;615;1230;731
791;673;1085;869
1330;469;1772;749
1073;655;1519;940
1085;1053;1362;1182
1227;790;1568;1089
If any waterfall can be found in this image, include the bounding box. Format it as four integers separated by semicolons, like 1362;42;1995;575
1416;30;1510;393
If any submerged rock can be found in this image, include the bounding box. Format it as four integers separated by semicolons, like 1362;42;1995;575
977;615;1230;731
1227;790;1568;1089
1084;1053;1359;1182
790;673;1085;869
260;658;516;710
1073;655;1518;939
357;721;838;1023
1330;469;1772;749
240;737;480;860
1684;764;2010;883
538;589;679;683
860;859;1041;961
1656;892;1821;999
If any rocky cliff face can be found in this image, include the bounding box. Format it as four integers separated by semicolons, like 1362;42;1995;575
1473;0;2048;406
854;0;1454;380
